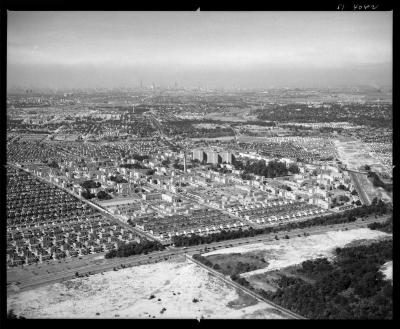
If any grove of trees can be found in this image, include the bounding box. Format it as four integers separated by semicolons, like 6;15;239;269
367;216;392;233
96;190;112;200
120;163;145;169
234;159;300;179
259;239;393;319
81;180;101;189
104;239;165;258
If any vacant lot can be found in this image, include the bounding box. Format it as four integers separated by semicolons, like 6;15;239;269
380;261;393;282
334;139;382;171
7;258;286;319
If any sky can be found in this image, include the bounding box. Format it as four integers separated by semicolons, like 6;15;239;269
7;11;392;90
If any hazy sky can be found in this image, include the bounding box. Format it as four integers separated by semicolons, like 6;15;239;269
7;11;392;89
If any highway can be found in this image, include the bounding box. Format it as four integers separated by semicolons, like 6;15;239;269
7;214;389;294
349;171;371;205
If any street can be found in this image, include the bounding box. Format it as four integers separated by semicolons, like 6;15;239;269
7;214;389;294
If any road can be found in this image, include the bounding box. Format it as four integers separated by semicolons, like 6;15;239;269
146;112;168;141
7;214;389;294
349;171;371;205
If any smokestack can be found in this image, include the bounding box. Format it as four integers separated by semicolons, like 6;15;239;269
184;150;187;173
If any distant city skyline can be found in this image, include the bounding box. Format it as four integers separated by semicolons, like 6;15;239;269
7;11;392;90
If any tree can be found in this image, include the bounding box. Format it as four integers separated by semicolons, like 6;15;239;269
81;180;100;189
97;190;112;200
288;163;300;174
241;172;252;180
81;189;95;199
48;160;59;169
7;310;18;319
7;309;25;319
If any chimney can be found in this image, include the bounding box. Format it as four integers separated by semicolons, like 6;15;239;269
183;150;187;173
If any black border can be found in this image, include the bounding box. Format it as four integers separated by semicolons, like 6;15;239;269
1;0;397;326
1;0;396;11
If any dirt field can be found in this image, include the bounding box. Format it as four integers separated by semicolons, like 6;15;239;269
334;139;383;171
380;261;393;281
192;123;223;129
204;110;251;122
190;136;235;142
7;258;285;319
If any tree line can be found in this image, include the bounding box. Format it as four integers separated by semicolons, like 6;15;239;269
119;163;145;170
81;180;101;189
367;216;392;233
233;159;300;179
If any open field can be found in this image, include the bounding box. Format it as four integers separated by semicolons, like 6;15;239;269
192;123;224;129
334;139;383;171
190;136;235;141
7;258;286;319
380;261;393;281
204;110;253;122
202;228;391;279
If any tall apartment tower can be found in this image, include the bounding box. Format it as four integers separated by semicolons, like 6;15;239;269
219;151;234;164
192;149;206;162
206;151;219;165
